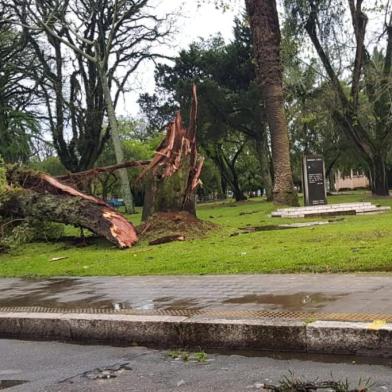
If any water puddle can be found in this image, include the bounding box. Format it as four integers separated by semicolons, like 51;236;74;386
209;348;392;367
238;225;293;232
0;280;205;312
0;279;114;309
0;280;346;313
0;380;28;389
223;292;346;312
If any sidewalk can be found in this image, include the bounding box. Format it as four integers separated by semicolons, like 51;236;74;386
1;274;392;356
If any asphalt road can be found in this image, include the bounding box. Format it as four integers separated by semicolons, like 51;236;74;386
0;339;391;392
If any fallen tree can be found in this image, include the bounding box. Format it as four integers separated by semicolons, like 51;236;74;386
1;166;138;248
0;85;204;249
139;84;204;221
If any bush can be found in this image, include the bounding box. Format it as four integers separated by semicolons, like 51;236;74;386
0;218;65;251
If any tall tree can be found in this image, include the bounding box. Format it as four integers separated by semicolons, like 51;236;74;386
140;20;273;200
3;0;171;212
245;0;298;205
285;0;392;195
0;15;40;163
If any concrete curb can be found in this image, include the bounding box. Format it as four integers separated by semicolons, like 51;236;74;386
0;312;391;357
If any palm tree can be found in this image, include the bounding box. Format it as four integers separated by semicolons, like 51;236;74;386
245;0;298;206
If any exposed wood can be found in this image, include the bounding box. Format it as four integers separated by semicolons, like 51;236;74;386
140;84;204;221
3;166;138;248
0;87;204;248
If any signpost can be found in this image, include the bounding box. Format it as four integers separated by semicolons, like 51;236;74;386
302;156;327;206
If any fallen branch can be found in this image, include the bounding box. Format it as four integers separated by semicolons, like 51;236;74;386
2;166;138;248
57;160;151;184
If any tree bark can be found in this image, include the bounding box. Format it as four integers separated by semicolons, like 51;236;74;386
254;132;273;201
2;166;138;248
141;85;204;221
245;0;298;206
142;165;196;221
0;190;138;248
369;155;389;196
304;2;389;196
98;63;135;214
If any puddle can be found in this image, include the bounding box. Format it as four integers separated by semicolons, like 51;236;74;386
0;380;28;389
0;280;205;312
223;292;346;312
208;349;392;367
0;279;115;310
152;297;203;311
239;225;293;232
238;221;332;233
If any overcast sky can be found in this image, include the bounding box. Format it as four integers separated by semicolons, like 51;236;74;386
118;0;244;117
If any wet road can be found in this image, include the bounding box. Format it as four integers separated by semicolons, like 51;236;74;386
0;340;391;391
0;274;392;314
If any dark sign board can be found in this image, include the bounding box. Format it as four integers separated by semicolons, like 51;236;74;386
303;156;327;206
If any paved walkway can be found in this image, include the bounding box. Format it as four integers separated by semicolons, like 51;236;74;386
1;274;392;318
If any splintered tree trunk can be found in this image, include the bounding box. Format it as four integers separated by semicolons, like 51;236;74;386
246;0;298;206
0;190;136;247
142;163;196;221
2;166;138;248
140;85;203;221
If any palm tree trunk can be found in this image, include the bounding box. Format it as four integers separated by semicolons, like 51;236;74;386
246;0;298;206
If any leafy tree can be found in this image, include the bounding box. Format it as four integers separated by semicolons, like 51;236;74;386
0;19;40;163
285;0;392;195
3;0;172;212
140;18;272;201
94;119;159;204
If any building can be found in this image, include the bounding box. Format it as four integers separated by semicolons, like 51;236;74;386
334;170;369;191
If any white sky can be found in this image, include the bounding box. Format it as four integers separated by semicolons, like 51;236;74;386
117;0;244;117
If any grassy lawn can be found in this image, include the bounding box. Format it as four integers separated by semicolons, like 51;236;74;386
1;192;392;277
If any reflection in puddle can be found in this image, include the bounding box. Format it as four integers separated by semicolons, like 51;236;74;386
0;279;114;310
0;380;28;389
134;298;203;311
224;292;346;311
0;279;347;313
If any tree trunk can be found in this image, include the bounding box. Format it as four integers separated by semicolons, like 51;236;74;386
219;175;228;200
141;85;203;221
2;166;138;248
246;0;298;206
328;170;336;193
370;155;389;196
229;163;247;202
142;164;196;221
254;132;273;201
211;151;247;202
98;63;135;214
232;184;247;202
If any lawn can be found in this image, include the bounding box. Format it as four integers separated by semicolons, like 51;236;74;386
1;192;392;277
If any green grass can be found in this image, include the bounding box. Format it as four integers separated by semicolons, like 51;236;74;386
2;192;392;277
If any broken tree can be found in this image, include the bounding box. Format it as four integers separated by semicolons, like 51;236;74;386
0;86;204;249
140;84;204;221
0;166;138;248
